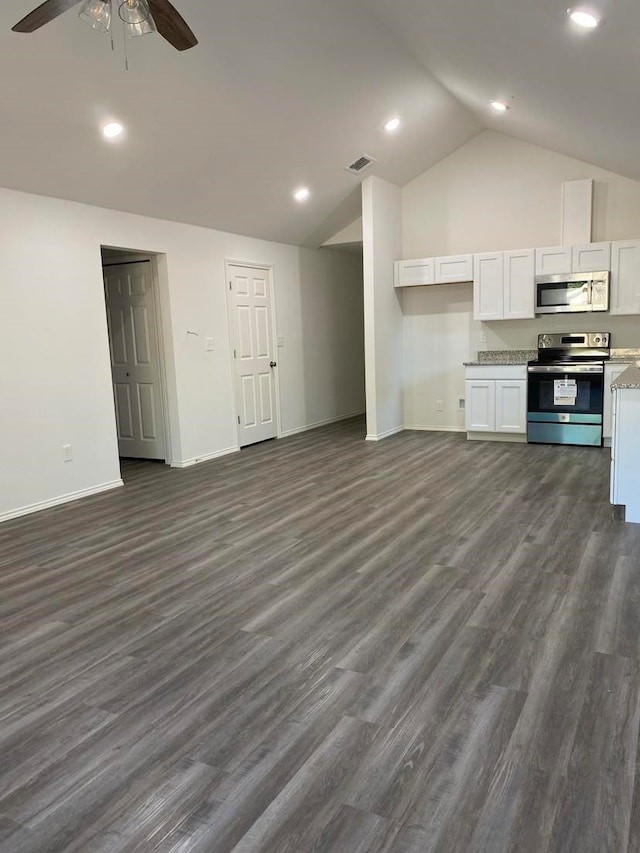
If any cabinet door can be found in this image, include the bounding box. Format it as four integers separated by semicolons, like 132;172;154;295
603;364;630;438
435;254;473;283
572;242;611;272
395;258;435;287
610;240;640;315
503;249;535;319
465;380;496;432
535;246;572;275
473;253;503;320
495;380;526;433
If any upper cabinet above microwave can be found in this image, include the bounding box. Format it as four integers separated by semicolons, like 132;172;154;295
534;242;611;275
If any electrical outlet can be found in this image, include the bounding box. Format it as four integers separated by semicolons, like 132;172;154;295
480;330;487;344
436;400;444;412
458;398;465;411
205;337;215;351
62;444;73;462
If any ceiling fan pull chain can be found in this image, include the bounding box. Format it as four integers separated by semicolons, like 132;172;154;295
123;16;129;70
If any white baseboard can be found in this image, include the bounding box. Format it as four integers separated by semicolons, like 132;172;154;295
170;445;239;468
0;479;124;524
365;424;404;442
404;424;466;433
280;410;365;439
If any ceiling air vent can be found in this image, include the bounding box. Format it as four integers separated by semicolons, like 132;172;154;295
345;154;376;175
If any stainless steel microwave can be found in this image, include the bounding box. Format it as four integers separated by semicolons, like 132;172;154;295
535;271;609;314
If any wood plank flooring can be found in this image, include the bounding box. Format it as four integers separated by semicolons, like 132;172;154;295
2;418;640;852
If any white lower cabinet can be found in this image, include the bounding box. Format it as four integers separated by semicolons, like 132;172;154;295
610;386;640;523
465;366;527;436
604;363;631;439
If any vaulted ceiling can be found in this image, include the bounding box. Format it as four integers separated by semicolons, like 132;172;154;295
1;0;637;246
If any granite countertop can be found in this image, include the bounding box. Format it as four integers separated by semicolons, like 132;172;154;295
463;350;536;366
464;347;640;367
611;363;640;390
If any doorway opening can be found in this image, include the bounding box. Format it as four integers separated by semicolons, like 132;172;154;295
101;247;171;478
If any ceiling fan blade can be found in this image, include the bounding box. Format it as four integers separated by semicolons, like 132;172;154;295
148;0;197;51
12;0;82;32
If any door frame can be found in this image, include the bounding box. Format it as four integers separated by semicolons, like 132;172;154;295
224;259;282;446
102;249;173;464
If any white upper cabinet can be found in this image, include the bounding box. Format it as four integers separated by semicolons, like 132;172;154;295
394;258;435;287
434;254;473;283
395;254;472;287
572;241;611;272
610;240;640;315
474;249;534;321
473;253;503;321
535;246;572;275
503;249;535;320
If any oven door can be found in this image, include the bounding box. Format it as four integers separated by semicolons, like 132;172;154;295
527;362;604;446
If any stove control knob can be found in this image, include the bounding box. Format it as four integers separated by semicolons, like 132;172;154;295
540;335;552;347
593;335;601;345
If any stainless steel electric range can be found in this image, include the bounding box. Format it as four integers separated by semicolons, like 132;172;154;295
527;332;610;447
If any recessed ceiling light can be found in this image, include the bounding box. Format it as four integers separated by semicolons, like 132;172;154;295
384;117;401;132
293;186;310;202
567;8;600;28
490;101;509;112
102;121;124;139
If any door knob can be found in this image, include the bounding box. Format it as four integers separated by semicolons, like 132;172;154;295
270;361;277;368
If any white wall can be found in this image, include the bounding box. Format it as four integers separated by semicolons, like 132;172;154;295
403;130;640;258
401;131;640;430
362;176;403;440
0;186;364;521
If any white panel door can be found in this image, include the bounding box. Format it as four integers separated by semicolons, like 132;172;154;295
611;240;640;315
473;252;503;320
495;380;526;433
228;264;278;447
394;258;435;287
435;254;473;283
503;249;535;319
465;380;496;432
535;246;572;275
572;241;611;273
103;261;165;459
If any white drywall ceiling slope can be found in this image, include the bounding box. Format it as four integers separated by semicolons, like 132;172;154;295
0;0;479;246
361;0;640;183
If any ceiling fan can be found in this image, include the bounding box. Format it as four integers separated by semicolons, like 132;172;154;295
12;0;198;51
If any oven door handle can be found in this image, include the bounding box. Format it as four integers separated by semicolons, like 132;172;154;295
527;364;604;375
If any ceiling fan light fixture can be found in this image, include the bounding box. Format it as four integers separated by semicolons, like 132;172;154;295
567;7;600;28
78;0;112;33
118;0;156;36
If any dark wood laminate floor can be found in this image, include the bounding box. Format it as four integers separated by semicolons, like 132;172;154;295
2;419;640;852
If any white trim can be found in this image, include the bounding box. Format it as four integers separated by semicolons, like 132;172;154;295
365;424;404;442
403;424;466;433
170;445;239;468
0;479;123;524
279;410;365;438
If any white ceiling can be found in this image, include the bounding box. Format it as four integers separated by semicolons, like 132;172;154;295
1;0;637;246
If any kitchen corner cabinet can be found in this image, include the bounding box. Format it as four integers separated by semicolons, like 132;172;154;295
610;386;640;523
394;254;472;287
465;366;527;435
611;240;640;315
473;249;534;321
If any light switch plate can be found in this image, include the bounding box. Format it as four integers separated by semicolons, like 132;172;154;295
205;337;215;351
277;336;284;348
